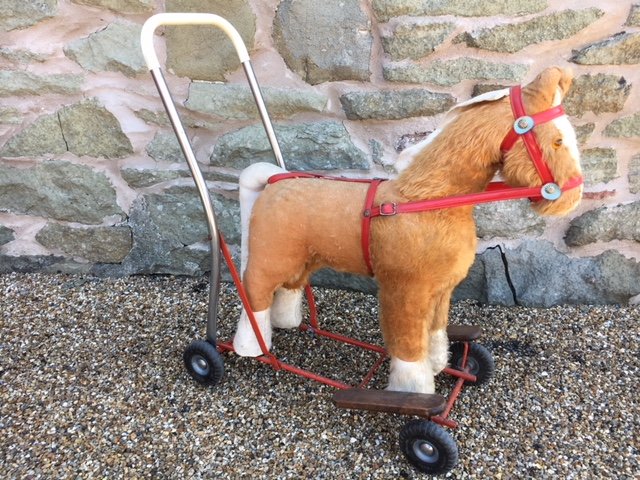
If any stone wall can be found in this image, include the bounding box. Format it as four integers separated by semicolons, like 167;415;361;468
0;0;638;306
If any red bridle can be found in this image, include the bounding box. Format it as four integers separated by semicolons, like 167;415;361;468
268;86;584;275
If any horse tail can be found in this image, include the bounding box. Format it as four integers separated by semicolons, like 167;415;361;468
239;162;287;275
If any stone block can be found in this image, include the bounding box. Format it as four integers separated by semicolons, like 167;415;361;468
120;189;238;275
0;0;57;31
185;82;327;119
0;114;68;157
626;4;640;26
563;74;631;117
0;47;47;65
64;21;146;77
0;71;83;97
36;224;132;263
0;108;22;125
474;200;546;239
70;0;153;13
630;154;640;194
384;58;527;86
381;22;455;61
574;123;595;145
500;241;640;306
165;0;255;81
273;0;372;84
565;201;640;246
1;99;132;159
0;161;122;224
581;148;618;185
0;254;89;275
604;112;640;138
58;99;133;158
340;89;455;120
456;8;604;53
571;32;640;65
472;84;508;97
122;169;188;188
0;225;15;245
146;132;184;163
211;121;369;171
372;0;547;22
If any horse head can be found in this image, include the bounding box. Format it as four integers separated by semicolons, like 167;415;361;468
500;67;583;216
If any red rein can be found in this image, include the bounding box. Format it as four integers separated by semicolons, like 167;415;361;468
268;86;584;276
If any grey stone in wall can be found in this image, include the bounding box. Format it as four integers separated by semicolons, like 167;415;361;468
565;202;640;246
0;254;89;275
626;4;640;26
581;148;618;185
70;0;153;14
36;224;132;263
185;82;327;120
384;58;528;87
0;114;67;157
563;74;631;117
0;0;57;31
165;0;255;81
211;121;369;171
122;169;188;188
456;8;604;53
340;89;455;121
630;154;640;194
120;189;238;275
0;161;122;224
146;132;184;163
474;200;545;239
571;32;640;65
58;99;133;158
0;99;132;159
483;241;640;306
372;0;547;22
0;71;83;97
64;21;146;77
604;112;640;138
0;108;22;125
382;22;455;61
472;84;508;97
0;47;47;64
273;0;372;85
0;225;15;245
574;123;595;145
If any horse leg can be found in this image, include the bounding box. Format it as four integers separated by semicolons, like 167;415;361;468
271;287;304;329
379;278;438;394
428;291;452;375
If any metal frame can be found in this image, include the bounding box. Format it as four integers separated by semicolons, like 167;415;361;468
141;13;285;343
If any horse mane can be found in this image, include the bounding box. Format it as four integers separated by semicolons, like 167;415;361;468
395;96;513;200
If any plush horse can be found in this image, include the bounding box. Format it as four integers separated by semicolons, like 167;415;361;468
232;67;583;394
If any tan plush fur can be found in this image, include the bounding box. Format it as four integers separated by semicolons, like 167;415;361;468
239;67;582;392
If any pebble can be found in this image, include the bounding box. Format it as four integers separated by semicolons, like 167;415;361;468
1;273;638;478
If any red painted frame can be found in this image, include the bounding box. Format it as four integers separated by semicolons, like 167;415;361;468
215;233;478;429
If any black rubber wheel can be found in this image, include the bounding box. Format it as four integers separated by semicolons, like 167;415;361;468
183;340;224;386
399;420;459;474
450;342;495;386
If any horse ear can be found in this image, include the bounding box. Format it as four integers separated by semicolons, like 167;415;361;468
525;67;574;106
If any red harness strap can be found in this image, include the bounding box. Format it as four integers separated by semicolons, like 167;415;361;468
266;86;583;277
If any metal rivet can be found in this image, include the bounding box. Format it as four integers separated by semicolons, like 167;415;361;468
541;183;561;200
514;116;535;134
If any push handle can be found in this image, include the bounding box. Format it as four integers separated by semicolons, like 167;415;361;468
140;12;250;70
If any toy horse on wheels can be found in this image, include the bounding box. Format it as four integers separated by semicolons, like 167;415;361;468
141;13;583;475
233;67;583;395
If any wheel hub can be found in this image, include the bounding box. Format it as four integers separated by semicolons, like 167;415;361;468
413;440;439;464
191;354;211;376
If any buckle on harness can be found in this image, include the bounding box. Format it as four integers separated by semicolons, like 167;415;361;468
379;202;398;216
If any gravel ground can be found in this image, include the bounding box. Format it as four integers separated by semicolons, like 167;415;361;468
1;272;638;479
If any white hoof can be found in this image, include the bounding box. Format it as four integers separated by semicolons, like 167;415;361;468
429;329;449;375
271;288;304;329
232;309;272;357
386;357;435;394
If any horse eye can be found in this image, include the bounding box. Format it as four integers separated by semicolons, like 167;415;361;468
553;138;563;148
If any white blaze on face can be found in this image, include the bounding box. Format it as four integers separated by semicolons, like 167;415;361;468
552;87;582;173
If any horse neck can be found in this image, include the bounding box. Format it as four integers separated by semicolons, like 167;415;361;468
395;102;512;200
